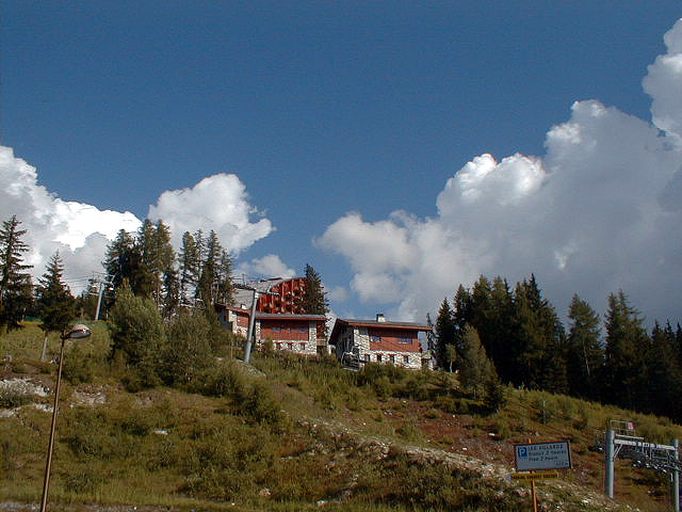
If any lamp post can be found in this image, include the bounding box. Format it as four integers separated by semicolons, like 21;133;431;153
40;324;91;512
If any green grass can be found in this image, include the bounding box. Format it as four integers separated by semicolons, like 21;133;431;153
1;321;681;511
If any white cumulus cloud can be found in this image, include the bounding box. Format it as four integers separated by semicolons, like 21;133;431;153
0;146;141;290
1;149;276;293
319;19;682;324
148;173;273;254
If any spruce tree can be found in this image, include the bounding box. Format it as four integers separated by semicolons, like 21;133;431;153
104;229;138;291
0;216;33;331
566;294;603;399
602;291;648;409
459;324;498;399
487;276;515;383
35;252;76;360
197;230;222;306
178;231;201;305
643;322;682;421
511;275;566;392
298;264;329;315
215;249;234;306
434;298;455;371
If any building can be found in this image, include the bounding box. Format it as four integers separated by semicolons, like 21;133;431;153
216;277;328;356
329;314;431;370
255;312;327;355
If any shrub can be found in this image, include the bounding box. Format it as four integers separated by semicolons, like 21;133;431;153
0;387;31;408
160;310;212;387
108;285;165;387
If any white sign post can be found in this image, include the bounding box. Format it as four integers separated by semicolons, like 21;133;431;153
514;440;572;472
513;440;572;512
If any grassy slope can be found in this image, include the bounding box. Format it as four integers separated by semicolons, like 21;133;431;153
1;322;680;512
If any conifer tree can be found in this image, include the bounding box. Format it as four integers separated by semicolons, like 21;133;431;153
178;231;201;304
197;230;222;306
643;322;682;421
215;249;234;306
511;275;566;391
104;229;138;291
0;216;33;331
434;298;455;370
297;264;329;316
35;252;76;360
487;276;515;382
566;294;603;399
459;324;498;399
602;291;648;409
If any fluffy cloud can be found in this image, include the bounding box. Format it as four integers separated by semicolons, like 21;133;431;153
0;149;276;293
319;19;682;324
148;174;273;254
236;254;296;280
0;146;141;289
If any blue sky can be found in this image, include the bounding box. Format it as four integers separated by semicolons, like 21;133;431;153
1;2;682;324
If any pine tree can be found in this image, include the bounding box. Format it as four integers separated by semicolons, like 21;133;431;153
434;298;455;370
566;294;603;399
215;249;234;306
487;276;515;383
35;252;76;360
104;229;138;291
197;230;222;306
643;322;682;421
459;324;498;400
602;291;648;410
297;264;329;315
511;275;566;391
0;216;33;331
178;231;201;305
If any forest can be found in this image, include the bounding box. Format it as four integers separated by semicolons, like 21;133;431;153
430;274;682;423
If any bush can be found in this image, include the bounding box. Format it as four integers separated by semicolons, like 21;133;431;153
0;387;31;408
108;285;166;388
160;311;212;387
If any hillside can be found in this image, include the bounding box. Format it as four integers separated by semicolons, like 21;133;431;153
1;322;681;511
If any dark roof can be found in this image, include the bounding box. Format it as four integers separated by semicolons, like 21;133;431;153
330;317;431;342
255;312;326;321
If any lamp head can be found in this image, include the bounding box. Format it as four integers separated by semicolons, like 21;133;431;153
64;324;91;340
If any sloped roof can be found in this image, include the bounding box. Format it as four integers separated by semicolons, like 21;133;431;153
329;317;432;342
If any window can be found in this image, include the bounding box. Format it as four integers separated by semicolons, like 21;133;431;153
287;343;293;350
299;343;306;351
376;354;382;362
389;354;395;364
370;335;382;342
364;354;370;362
398;336;412;344
403;355;409;364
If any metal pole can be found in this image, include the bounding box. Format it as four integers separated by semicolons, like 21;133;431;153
40;337;66;512
606;429;615;499
94;280;105;321
527;438;538;512
243;290;258;364
673;438;679;512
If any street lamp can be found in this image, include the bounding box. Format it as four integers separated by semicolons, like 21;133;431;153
40;323;91;512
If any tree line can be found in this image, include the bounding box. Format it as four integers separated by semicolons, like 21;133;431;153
430;274;682;423
0;214;328;334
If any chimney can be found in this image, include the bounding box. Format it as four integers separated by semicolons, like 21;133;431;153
376;313;386;323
